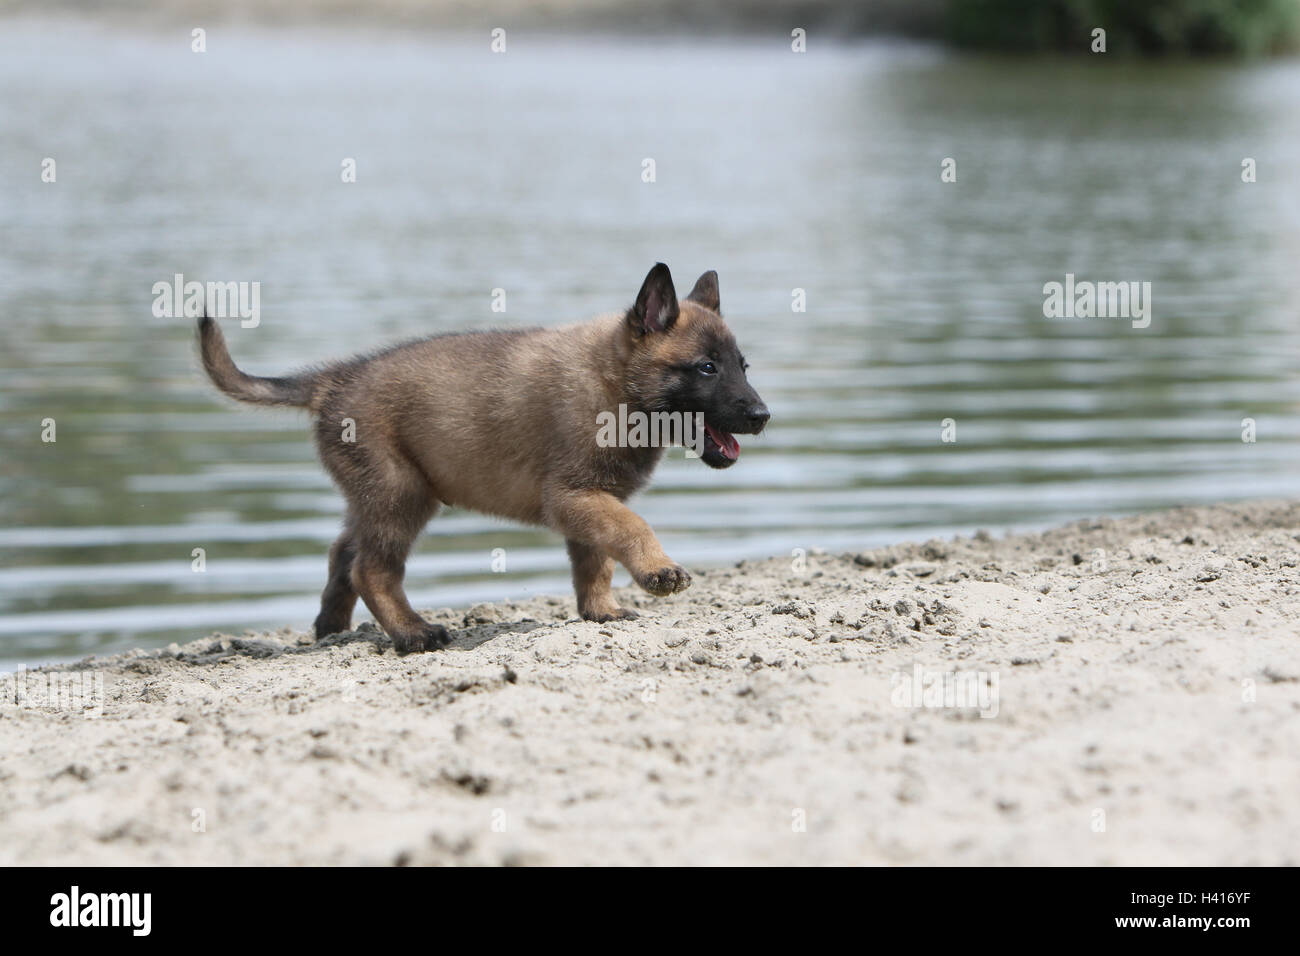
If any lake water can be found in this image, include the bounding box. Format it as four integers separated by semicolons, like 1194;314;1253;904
3;18;1299;667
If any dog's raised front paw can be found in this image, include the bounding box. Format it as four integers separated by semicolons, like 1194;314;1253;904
636;565;692;597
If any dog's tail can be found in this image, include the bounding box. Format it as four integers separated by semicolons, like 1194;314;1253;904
198;316;318;408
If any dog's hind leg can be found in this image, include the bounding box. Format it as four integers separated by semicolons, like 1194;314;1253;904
352;538;449;655
314;524;359;639
346;466;449;655
566;538;638;622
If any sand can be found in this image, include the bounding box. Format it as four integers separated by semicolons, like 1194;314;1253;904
2;499;1298;866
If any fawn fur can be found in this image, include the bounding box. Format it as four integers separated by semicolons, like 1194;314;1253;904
198;263;769;654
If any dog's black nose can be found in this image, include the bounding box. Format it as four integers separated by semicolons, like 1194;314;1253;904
746;403;770;431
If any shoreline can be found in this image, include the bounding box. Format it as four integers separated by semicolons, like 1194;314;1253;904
2;499;1298;865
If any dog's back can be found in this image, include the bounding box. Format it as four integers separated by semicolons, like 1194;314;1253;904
297;318;654;524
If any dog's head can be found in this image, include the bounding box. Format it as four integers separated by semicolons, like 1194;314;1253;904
623;263;770;469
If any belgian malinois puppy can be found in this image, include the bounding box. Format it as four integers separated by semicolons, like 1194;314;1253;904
199;263;769;654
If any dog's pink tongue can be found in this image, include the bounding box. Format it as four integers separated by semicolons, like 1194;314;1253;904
706;424;740;460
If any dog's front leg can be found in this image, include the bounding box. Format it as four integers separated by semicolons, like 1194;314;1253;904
546;489;692;599
566;538;639;622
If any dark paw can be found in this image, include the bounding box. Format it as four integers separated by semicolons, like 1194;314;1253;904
313;615;352;640
581;607;640;623
637;565;692;597
391;624;452;655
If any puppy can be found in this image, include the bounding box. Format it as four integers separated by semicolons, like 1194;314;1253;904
199;263;769;653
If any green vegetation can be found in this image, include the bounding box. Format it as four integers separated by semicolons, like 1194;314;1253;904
945;0;1300;55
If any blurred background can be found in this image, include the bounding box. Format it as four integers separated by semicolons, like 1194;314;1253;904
2;1;1299;667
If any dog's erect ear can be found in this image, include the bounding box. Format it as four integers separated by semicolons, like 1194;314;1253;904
628;262;679;335
685;270;720;313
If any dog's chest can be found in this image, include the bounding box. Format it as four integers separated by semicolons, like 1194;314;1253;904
588;443;664;499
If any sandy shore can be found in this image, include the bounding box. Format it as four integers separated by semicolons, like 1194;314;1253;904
2;500;1298;865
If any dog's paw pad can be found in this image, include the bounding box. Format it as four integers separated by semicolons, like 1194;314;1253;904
638;565;692;596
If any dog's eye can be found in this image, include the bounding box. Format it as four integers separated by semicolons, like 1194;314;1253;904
698;362;718;376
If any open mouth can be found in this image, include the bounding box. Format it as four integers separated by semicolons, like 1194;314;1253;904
703;422;740;462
